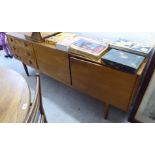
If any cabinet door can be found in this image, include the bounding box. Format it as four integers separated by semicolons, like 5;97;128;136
33;44;71;85
70;57;139;111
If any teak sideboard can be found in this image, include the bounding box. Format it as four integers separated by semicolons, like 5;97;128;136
6;32;147;119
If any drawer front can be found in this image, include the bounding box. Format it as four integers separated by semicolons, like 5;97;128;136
70;57;138;111
8;36;35;59
7;36;17;46
18;40;33;51
14;54;21;61
33;44;71;85
7;36;38;69
14;39;23;47
21;57;37;68
10;45;19;55
14;46;35;59
9;38;33;50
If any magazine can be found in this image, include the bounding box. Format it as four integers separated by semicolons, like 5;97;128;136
110;39;153;57
69;37;108;60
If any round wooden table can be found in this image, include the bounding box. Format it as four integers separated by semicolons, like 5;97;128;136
0;67;30;122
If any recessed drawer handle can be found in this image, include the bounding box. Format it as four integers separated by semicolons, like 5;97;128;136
24;43;28;47
29;60;32;64
15;55;20;59
27;52;30;56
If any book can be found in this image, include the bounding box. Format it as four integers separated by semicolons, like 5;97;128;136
101;49;145;73
45;32;77;45
110;39;153;57
69;37;109;60
56;38;78;52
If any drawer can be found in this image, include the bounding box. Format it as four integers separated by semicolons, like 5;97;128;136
8;36;33;51
7;34;38;69
9;43;35;60
20;41;33;51
24;48;34;58
17;40;33;51
7;36;21;47
7;36;16;46
10;45;19;55
16;47;35;59
14;54;21;61
14;39;23;47
70;57;139;111
11;46;38;68
21;57;37;69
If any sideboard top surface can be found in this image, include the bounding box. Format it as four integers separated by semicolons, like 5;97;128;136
7;32;147;76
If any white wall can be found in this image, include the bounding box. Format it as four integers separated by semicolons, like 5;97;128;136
75;32;155;44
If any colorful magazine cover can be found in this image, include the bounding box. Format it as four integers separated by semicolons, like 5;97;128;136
72;38;105;55
110;39;153;56
45;32;77;45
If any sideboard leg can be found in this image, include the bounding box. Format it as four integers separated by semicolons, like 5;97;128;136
104;103;110;119
22;63;29;76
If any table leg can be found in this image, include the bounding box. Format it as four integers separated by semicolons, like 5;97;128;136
22;63;29;76
104;103;110;119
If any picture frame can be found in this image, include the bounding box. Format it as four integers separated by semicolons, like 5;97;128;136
128;49;155;123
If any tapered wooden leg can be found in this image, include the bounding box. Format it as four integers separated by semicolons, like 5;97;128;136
104;103;110;119
22;63;29;76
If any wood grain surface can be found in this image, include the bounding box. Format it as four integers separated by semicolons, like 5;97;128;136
7;34;38;69
70;57;139;111
0;67;30;123
33;43;71;85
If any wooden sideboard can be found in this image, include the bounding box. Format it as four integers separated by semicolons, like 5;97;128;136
6;32;147;119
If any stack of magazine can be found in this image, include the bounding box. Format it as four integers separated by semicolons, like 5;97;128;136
45;32;77;45
110;39;153;57
69;37;108;60
101;49;145;73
